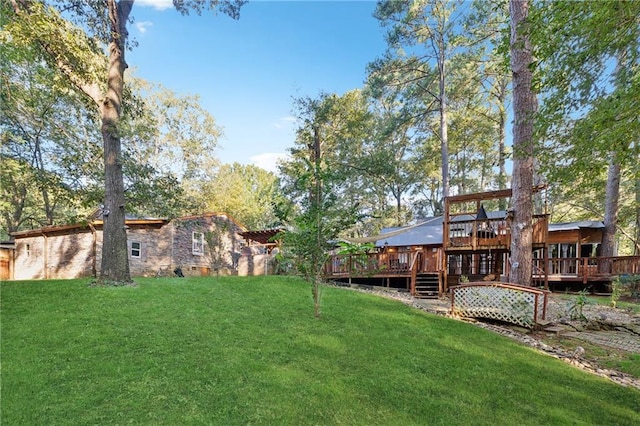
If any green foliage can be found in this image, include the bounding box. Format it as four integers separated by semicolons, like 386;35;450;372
336;241;375;256
567;289;591;321
369;0;512;213
279;208;331;316
335;241;378;276
279;92;377;316
6;0;247;285
0;23;225;231
0;157;43;237
611;277;622;308
2;277;639;424
200;162;284;229
612;275;640;306
532;0;640;249
204;219;230;276
121;76;224;218
0;21;103;232
2;1;106;90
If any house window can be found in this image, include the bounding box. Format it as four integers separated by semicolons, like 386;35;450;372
131;241;141;258
192;232;204;255
26;244;31;257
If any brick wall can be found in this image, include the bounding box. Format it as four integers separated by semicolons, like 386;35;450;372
126;225;173;277
14;230;94;280
171;215;245;276
11;214;246;280
14;236;45;280
238;254;279;276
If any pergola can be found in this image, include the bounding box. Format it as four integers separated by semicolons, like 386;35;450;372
239;228;284;252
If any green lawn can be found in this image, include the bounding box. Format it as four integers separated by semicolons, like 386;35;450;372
2;276;639;425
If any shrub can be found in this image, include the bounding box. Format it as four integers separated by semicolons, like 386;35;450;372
611;274;640;306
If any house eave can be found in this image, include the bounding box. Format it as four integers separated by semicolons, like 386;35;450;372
10;219;169;239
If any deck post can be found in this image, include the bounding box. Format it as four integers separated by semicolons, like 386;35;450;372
410;256;417;296
543;245;549;290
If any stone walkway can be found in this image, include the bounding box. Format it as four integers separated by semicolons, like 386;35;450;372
564;329;640;354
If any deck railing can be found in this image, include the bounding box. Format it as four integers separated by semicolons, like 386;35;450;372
325;252;411;276
533;255;640;282
325;251;443;277
445;214;548;250
327;251;639;283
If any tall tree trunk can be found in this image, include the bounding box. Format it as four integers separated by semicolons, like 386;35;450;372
508;0;537;286
311;125;322;318
600;52;629;261
497;77;508;210
439;41;449;199
635;163;640;255
98;0;133;284
32;136;55;225
600;156;621;260
395;187;403;226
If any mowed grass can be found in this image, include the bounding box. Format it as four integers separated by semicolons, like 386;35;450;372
2;276;639;425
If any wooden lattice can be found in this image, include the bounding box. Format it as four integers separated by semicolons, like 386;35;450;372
450;282;549;328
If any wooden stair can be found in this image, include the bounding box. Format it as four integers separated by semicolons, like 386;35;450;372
414;273;440;299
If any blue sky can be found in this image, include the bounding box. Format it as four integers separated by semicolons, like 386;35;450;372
128;0;387;172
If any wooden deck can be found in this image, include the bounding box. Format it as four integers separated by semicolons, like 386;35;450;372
325;252;441;277
326;252;639;295
324;252;443;297
326;188;639;295
444;214;548;251
533;256;640;284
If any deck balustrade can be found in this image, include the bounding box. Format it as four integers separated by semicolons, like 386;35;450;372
325;251;441;277
326;252;411;276
533;256;640;283
445;214;548;250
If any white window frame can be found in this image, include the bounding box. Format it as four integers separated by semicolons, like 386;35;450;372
130;241;141;258
192;232;204;255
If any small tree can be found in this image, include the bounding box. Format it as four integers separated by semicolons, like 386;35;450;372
279;93;362;318
282;212;331;318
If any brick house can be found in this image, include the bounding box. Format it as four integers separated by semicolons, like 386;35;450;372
10;213;246;280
